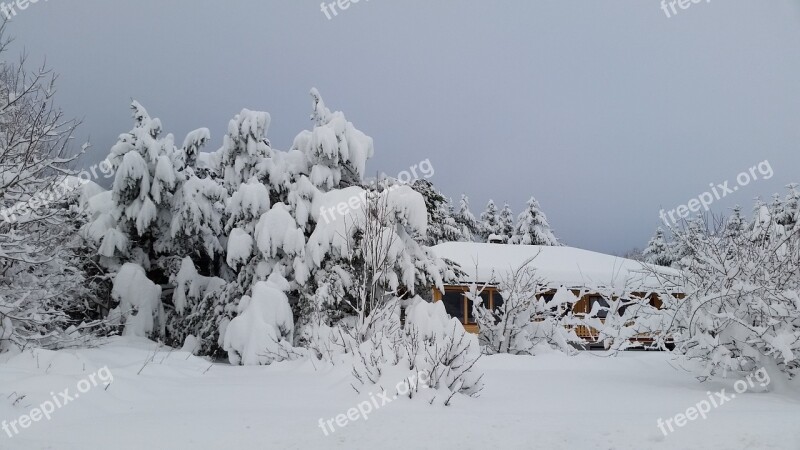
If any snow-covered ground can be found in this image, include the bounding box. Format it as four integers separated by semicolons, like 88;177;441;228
1;338;797;450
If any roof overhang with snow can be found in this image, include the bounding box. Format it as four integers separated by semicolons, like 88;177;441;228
431;242;681;292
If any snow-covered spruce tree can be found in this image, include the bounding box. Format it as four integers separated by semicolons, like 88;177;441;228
0;24;99;353
161;150;227;348
724;205;747;240
217;89;385;364
667;215;706;269
412;179;465;245
653;201;800;382
216;109;273;195
509;196;559;246
479;200;501;242
642;227;675;267
454;194;480;242
777;183;800;231
498;203;514;243
296;87;373;190
91;101;181;275
84;102;228;339
170;128;226;275
168;108;280;359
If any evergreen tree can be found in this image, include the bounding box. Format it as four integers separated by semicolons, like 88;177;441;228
216;109;273;195
480;200;501;242
670;216;708;269
170;129;227;275
95;102;184;278
411;179;465;245
454;194;480;241
293;88;374;190
509;197;559;246
724;205;747;240
498;203;515;243
642;227;674;267
777;183;800;231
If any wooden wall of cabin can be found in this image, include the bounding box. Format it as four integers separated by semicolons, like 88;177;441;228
432;286;673;322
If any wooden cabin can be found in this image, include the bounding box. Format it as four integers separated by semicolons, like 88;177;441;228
429;242;680;346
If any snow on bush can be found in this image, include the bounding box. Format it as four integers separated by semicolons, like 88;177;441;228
110;263;164;337
223;281;299;365
348;298;483;405
402;299;483;404
470;262;546;355
630;188;800;383
579;287;662;353
652;207;800;381
468;260;586;356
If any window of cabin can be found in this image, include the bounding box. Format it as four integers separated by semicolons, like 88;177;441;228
539;293;555;311
442;290;465;322
493;291;504;311
441;288;505;324
466;291;490;324
588;296;610;318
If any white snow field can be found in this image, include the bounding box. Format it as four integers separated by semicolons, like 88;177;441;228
1;338;797;450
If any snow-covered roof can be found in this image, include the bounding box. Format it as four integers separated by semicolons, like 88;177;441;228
431;242;680;291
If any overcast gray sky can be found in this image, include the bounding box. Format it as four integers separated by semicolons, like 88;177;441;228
6;0;800;254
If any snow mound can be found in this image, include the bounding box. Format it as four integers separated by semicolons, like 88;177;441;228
110;263;164;337
222;281;297;366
